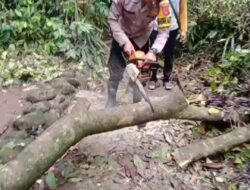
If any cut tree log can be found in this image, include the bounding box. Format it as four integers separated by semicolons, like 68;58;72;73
173;125;250;168
176;105;225;122
0;87;235;190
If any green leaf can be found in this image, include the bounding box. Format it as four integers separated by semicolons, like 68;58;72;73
211;82;218;93
14;10;22;17
207;31;218;39
243;149;250;159
208;107;220;115
234;157;243;165
228;184;238;190
133;155;144;169
1;51;8;60
45;171;57;189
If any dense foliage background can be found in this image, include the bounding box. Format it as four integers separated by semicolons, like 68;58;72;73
0;0;111;85
186;0;250;96
0;0;249;86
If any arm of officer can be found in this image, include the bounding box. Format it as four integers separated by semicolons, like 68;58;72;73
108;0;130;47
151;29;170;53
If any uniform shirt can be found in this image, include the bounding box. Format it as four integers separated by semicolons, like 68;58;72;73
108;0;170;53
153;0;188;32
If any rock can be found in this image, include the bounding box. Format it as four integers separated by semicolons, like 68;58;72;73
54;95;66;104
50;97;71;117
50;77;76;95
61;70;76;78
26;89;57;103
0;138;33;164
67;78;81;88
61;85;76;96
0;146;22;164
13;111;47;131
59;99;71;111
50;78;68;89
75;71;88;88
23;101;51;114
44;111;58;128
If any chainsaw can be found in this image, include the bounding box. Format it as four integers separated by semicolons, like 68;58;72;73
123;50;162;112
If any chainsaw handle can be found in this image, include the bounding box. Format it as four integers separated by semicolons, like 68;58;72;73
122;51;160;68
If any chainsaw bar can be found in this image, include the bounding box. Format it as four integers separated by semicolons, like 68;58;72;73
124;63;154;112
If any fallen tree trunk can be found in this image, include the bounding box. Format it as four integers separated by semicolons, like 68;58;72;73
176;105;225;122
173;125;250;168
0;87;227;190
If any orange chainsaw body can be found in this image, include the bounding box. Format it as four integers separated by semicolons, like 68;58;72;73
128;51;161;84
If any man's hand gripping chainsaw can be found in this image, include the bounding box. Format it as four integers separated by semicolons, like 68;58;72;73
123;50;162;112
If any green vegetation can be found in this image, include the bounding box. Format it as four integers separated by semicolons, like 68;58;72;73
0;0;110;85
187;0;250;95
187;0;250;55
0;0;249;87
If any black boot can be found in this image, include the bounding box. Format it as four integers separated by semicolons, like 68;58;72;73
105;81;119;108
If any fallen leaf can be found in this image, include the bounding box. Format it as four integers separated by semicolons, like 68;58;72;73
234;157;243;165
148;146;170;160
215;176;225;183
117;153;137;179
175;133;185;143
185;64;192;71
206;158;213;164
164;132;175;146
37;179;46;190
45;171;57;189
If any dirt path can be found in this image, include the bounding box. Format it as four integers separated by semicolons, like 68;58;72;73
0;87;26;139
0;84;41;141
